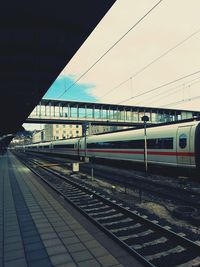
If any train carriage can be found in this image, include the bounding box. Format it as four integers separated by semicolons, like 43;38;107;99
84;121;197;168
16;120;200;170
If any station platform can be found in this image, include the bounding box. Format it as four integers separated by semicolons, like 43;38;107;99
0;152;143;267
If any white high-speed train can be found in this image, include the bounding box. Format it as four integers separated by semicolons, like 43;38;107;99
18;120;200;169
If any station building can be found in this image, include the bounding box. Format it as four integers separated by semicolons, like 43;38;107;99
44;124;82;141
89;125;130;135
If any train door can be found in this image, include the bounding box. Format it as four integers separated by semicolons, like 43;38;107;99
78;138;86;159
77;139;80;157
176;126;192;165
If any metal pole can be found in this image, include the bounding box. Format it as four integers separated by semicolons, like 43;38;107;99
49;102;51;118
39;102;41;117
77;105;79;118
91;167;94;181
141;115;149;174
85;105;87;118
83;122;88;159
144;121;148;174
59;103;61;117
92;105;95;119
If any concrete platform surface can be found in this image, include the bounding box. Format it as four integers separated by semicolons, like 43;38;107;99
0;152;144;267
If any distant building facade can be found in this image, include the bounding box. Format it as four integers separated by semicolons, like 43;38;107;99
44;124;82;141
89;125;129;135
32;130;44;143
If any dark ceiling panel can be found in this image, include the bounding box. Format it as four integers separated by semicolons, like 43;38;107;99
0;1;116;136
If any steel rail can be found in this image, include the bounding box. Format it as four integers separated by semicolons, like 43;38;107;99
18;155;200;267
20;151;200;208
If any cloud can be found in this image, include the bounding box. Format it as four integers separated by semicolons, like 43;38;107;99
44;75;97;102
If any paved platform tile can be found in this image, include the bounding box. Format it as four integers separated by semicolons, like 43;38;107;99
50;253;73;266
71;250;94;263
4;249;25;262
90;246;109;257
4;258;27;267
98;254;120;267
26;249;49;262
57;230;75;239
62;236;80;246
67;243;86;253
46;245;68;256
57;263;77;267
84;239;101;249
77;259;101;267
40;232;59;240
24;241;45;252
43;238;63;248
28;257;52;267
4;242;24;253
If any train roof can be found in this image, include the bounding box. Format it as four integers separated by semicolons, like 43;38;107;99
86;118;200;142
92;118;200;136
20;118;200;147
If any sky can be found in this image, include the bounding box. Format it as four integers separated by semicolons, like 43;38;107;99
24;0;200;130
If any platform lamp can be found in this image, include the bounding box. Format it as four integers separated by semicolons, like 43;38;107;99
141;115;149;174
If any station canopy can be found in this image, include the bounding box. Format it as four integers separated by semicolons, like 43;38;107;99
0;1;116;137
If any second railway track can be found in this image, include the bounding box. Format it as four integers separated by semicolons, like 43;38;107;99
16;151;200;214
17;154;200;267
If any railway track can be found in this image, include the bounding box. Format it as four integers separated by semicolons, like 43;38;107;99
16;151;200;211
19;155;200;267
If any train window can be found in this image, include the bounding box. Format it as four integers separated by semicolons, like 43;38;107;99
87;138;174;150
162;138;173;149
130;139;144;149
147;138;173;149
54;144;74;148
147;139;158;149
179;134;187;149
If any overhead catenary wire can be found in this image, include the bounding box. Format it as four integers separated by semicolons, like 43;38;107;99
116;70;200;105
141;82;195;106
100;27;200;100
162;94;200;108
58;0;163;99
135;76;200;106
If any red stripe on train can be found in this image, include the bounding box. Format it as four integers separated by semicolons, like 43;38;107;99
53;148;195;157
80;149;195;157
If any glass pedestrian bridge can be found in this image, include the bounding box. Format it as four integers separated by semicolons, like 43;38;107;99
26;99;200;126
